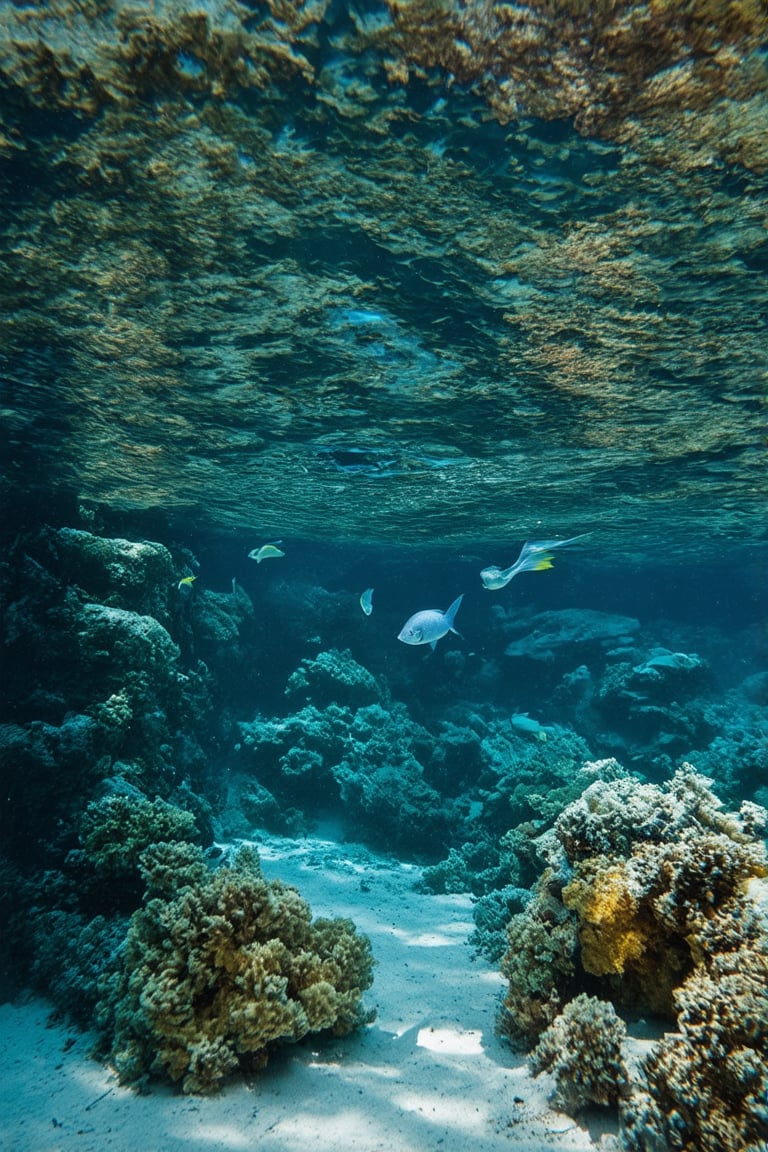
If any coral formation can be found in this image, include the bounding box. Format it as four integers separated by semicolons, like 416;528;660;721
499;766;768;1143
48;529;176;621
621;884;768;1152
285;648;382;709
237;678;453;852
499;878;579;1040
99;845;374;1093
0;524;234;867
78;793;200;876
469;884;531;964
529;993;629;1113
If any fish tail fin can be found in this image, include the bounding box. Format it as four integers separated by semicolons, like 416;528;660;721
516;553;554;575
444;593;464;633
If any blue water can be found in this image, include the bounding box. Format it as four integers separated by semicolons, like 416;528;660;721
0;2;767;1148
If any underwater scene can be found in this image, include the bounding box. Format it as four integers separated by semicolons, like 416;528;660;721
1;2;767;1151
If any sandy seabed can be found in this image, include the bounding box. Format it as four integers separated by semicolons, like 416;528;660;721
0;833;622;1152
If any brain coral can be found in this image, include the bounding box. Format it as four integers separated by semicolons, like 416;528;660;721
98;844;374;1093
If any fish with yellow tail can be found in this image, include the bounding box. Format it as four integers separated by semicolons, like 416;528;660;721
248;540;285;563
397;594;463;651
510;712;556;741
480;534;590;591
177;575;197;592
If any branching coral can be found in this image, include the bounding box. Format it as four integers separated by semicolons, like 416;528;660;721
79;793;200;876
98;845;374;1093
621;887;768;1152
529;993;629;1113
499;766;768;1144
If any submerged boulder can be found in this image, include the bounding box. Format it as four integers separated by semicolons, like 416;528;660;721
502;608;640;662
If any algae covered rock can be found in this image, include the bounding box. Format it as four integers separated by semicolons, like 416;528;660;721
49;528;176;621
77;603;180;686
285;648;382;709
502;608;640;663
99;845;375;1093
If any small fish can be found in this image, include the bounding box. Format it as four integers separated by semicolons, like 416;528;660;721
397;594;464;651
480;534;590;590
510;712;555;741
177;575;197;591
360;588;374;616
248;540;285;563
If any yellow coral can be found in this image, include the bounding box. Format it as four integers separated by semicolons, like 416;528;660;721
563;859;647;976
562;854;695;1015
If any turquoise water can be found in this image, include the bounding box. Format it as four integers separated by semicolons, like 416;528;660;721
0;3;767;1150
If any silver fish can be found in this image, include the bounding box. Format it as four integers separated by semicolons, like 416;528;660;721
480;534;590;590
360;588;374;616
397;594;464;651
510;712;555;741
248;540;285;563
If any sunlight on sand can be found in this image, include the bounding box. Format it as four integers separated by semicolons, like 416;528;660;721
185;1122;254;1147
389;923;473;946
416;1026;485;1055
393;1087;489;1132
274;1107;376;1143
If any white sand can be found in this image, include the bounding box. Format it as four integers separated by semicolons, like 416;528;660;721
0;833;620;1152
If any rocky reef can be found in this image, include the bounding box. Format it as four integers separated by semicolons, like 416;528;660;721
0;524;376;1087
0;516;766;1123
1;3;765;552
500;766;768;1151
